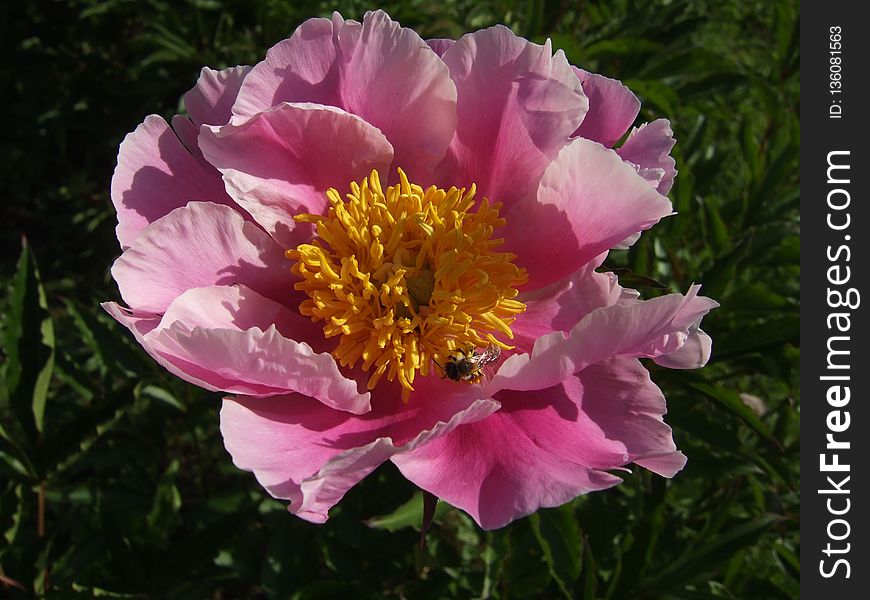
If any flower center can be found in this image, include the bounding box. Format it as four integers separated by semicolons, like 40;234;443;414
287;169;527;401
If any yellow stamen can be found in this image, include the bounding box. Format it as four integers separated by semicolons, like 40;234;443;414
286;169;527;401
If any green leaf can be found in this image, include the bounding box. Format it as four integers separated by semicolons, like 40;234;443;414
712;315;799;361
44;381;135;477
481;529;509;599
611;476;668;597
136;384;186;413
579;532;597;600
583;38;663;59
702;197;729;254
700;244;742;300
146;459;182;539
622;79;679;116
365;491;450;532
291;581;382;600
685;380;776;443
637;515;781;592
0;482;25;549
64;298;149;377
529;504;582;598
3;238;55;444
603;267;671;291
157;502;256;582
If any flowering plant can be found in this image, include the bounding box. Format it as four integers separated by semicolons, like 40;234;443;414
104;10;716;529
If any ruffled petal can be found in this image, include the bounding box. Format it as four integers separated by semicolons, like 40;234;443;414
612;231;642;251
501;137;673;289
101;302;219;389
426;38;454;56
511;254;622;353
231;11;457;179
393;376;627;529
111;116;233;248
653;327;713;370
153;281;324;353
111;202;289;314
140;285;370;414
220;385;499;523
578;357;686;477
199;102;394;248
230;15;340;116
617;119;677;195
435;26;587;207
183;65;252;127
394;355;687;529
492;285;718;393
570;67;640;147
169;114;204;162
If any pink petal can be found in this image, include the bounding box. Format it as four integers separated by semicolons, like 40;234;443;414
435;26;587;207
578;357;686;477
501;137;673;290
653;327;713;370
183;65;251;127
154;281;324;352
393;376;628;529
142;285;370;414
101;302;220;389
231;11;457;179
571;67;640;147
426;38;453;57
612;231;642;250
111;202;289;314
105;288;362;412
169;115;203;161
512;254;622;353
493;286;719;392
220;386;499;523
617;119;677;195
231;15;340;114
111;115;233;248
199;103;394;248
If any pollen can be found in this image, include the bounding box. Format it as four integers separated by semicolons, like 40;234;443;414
286;169;527;402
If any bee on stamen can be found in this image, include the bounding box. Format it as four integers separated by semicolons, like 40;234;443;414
435;345;501;384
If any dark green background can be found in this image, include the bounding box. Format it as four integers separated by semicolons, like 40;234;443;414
1;0;799;597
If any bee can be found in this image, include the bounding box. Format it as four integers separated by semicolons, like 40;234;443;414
437;344;501;383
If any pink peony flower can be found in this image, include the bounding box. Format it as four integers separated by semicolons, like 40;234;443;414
104;10;717;529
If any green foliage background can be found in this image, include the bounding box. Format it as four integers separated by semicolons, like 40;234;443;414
1;0;799;597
